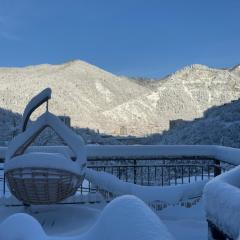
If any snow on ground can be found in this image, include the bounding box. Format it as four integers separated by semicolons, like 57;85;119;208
0;195;174;240
86;195;174;240
160;200;207;240
0;203;101;237
0;195;207;240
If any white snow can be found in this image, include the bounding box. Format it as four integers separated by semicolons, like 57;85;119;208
0;195;174;240
214;145;240;165
0;191;209;240
4;152;81;175
95;82;113;102
85;168;207;204
6;112;86;170
0;213;46;240
159;199;207;240
86;195;174;240
203;165;240;239
86;145;240;167
86;144;216;159
1;144;240;166
21;88;51;131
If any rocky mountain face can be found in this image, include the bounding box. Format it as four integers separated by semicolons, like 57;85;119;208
0;61;240;138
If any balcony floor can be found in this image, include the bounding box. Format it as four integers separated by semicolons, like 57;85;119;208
160;200;207;240
0;198;207;239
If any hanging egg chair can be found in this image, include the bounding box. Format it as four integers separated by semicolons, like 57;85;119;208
4;88;86;205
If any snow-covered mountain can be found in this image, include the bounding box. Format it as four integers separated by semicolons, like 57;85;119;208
146;98;240;148
0;61;240;138
0;60;150;136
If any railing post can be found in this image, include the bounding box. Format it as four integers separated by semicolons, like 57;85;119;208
214;159;221;177
133;159;137;184
3;173;5;196
208;220;228;240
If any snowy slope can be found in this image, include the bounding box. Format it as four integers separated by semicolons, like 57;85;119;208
0;61;240;137
0;60;150;135
150;98;240;148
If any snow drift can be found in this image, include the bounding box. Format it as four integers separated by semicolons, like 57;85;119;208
0;196;174;240
0;213;46;240
86;195;174;240
203;165;240;239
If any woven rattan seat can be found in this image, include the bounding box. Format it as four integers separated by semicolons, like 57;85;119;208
5;152;85;204
6;167;83;204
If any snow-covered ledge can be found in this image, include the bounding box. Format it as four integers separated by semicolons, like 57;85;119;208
0;145;240;166
203;165;240;239
85;168;207;205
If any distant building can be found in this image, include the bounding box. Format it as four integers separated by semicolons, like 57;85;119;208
169;119;187;130
119;126;127;135
58;116;71;127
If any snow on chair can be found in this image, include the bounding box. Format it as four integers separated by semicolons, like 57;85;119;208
4;88;86;205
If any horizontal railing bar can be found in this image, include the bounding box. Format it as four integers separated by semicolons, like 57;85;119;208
87;156;217;161
0;145;239;166
0;156;218;163
88;164;217;168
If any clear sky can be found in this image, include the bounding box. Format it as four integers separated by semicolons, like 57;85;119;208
0;0;240;78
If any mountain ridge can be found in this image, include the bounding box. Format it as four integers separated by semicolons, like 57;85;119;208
0;60;240;136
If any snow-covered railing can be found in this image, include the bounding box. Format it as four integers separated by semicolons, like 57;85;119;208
204;165;240;240
0;145;239;202
85;168;208;205
0;144;239;163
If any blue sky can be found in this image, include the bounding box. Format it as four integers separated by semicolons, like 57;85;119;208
0;0;240;78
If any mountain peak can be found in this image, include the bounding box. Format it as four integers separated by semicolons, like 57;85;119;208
230;64;240;72
188;64;209;70
172;64;210;77
62;59;85;65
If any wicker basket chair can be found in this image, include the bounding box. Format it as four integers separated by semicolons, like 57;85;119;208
4;89;86;205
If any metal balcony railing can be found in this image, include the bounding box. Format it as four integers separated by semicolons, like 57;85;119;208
0;145;238;199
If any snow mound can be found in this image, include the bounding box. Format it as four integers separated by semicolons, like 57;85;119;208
0;213;46;240
0;196;174;240
88;195;174;240
203;165;240;239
